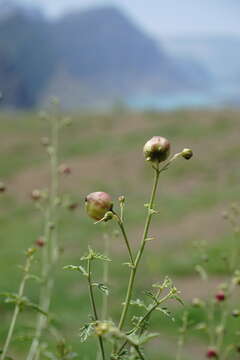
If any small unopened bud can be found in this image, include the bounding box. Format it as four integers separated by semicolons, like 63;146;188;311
143;136;170;163
215;291;225;302
95;322;110;336
31;189;41;201
68;202;78;211
0;182;6;193
192;298;204;308
232;309;240;318
36;237;45;247
181;148;193;160
118;195;125;204
26;247;36;256
85;192;113;221
40;137;50;147
206;348;218;358
58;163;71;175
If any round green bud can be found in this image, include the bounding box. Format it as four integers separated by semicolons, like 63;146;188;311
143;136;170;163
85;192;113;221
181;148;193;160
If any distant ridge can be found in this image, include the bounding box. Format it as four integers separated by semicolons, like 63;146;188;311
0;5;211;109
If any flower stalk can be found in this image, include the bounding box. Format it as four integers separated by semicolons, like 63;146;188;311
1;249;35;360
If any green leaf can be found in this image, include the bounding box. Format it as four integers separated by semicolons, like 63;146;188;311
129;299;148;310
172;295;184;306
155;306;175;321
97;283;109;296
79;323;94;343
92;283;109;295
26;274;42;283
138;332;160;345
63;265;88;276
81;247;111;262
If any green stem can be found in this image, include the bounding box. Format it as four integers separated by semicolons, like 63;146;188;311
1;253;33;360
26;116;60;360
176;311;188;360
118;164;160;331
134;346;145;360
101;233;110;320
116;217;134;265
116;290;174;356
87;260;106;360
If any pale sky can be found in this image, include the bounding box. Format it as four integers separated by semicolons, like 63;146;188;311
18;0;240;37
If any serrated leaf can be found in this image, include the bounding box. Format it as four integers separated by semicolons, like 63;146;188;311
63;265;88;276
79;323;94;343
26;274;42;283
173;295;184;306
26;302;48;316
145;237;156;242
129;299;148;309
155;307;175;321
92;283;109;296
81;247;111;262
138;332;160;345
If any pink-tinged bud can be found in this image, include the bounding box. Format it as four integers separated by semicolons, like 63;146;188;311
206;348;218;358
181;148;193;160
58;163;71;175
36;236;45;247
31;189;41;201
215;291;225;302
0;182;6;193
85;192;113;221
143;136;170;163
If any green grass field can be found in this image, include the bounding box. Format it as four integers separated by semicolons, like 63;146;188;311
1;108;240;360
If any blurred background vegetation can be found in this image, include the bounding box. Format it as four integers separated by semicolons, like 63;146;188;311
1;1;240;359
1;109;240;359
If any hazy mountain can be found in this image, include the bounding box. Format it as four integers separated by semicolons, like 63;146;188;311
0;5;212;109
162;35;240;85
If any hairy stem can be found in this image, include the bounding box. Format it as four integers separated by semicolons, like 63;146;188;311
26;115;60;360
118;163;160;331
1;252;34;360
116;217;134;265
87;260;105;360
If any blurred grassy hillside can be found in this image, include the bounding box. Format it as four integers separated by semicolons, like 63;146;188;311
0;109;240;360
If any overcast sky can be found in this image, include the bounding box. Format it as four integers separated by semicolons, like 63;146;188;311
19;0;240;37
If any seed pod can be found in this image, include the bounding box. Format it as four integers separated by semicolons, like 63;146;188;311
206;348;218;358
181;148;193;160
143;136;170;163
85;192;113;221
